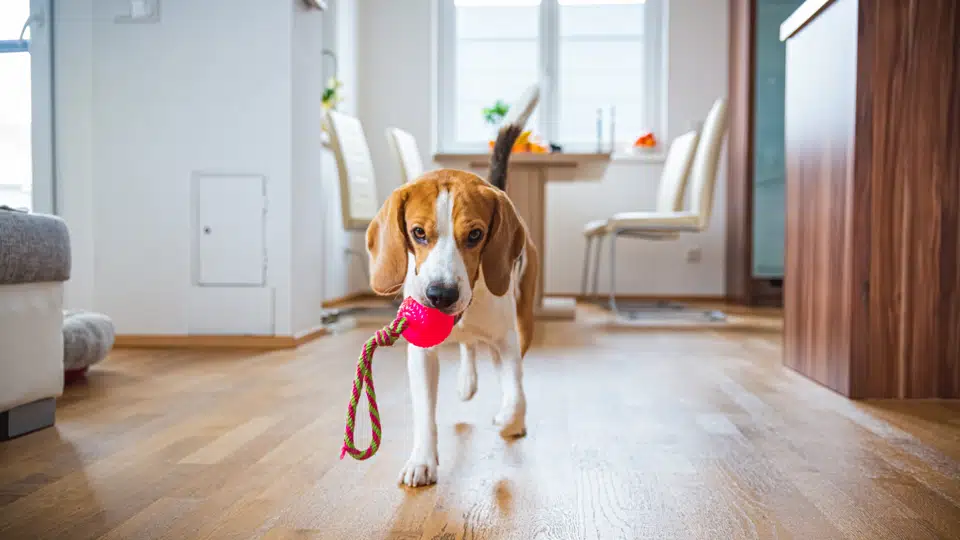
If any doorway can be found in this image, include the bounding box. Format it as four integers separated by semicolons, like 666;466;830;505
0;0;53;214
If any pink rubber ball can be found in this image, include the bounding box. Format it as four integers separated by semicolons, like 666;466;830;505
398;297;456;348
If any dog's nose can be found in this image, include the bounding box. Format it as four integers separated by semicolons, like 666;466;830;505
425;284;459;310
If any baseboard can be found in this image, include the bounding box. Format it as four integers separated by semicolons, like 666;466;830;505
546;293;728;303
322;291;378;308
293;326;328;346
114;331;308;350
328;291;728;305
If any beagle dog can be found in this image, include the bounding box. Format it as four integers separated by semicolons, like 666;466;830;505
365;117;538;487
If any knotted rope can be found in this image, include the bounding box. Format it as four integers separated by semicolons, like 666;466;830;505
340;316;408;461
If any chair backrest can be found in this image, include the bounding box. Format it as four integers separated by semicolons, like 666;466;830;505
687;98;728;229
385;127;424;184
655;129;701;212
324;110;380;231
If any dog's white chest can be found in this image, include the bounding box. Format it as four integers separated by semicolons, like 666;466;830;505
448;277;516;346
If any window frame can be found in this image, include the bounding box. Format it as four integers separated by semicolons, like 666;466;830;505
0;41;30;54
435;0;666;154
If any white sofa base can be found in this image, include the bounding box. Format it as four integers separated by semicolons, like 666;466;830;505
0;282;65;417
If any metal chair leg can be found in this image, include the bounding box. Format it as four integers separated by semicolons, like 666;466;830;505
607;229;620;315
591;234;604;302
580;236;594;298
589;228;729;323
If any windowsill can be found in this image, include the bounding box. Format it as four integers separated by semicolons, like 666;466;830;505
610;150;666;163
434;144;666;165
434;151;612;165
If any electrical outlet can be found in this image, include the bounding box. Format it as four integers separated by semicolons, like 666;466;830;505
686;247;702;263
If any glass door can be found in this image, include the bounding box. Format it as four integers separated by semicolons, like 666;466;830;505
0;0;53;213
750;0;804;279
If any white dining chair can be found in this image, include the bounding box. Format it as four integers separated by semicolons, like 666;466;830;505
322;109;399;318
581;127;701;298
580;97;728;319
325;110;381;232
385;127;425;184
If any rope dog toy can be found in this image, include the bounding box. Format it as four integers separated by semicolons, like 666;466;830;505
340;297;455;461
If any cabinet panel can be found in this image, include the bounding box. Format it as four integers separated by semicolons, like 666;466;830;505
192;174;266;286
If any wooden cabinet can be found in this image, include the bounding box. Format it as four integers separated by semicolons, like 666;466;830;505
781;0;960;398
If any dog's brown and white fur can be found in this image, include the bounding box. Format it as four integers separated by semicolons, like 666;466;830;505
365;119;538;487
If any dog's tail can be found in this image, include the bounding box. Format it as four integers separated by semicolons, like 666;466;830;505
488;85;540;191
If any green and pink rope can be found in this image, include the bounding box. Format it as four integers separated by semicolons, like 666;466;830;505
340;317;408;461
339;297;456;461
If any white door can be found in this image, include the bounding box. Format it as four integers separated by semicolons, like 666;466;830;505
0;0;53;214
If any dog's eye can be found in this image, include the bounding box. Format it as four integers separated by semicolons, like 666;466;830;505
467;228;484;246
411;227;427;244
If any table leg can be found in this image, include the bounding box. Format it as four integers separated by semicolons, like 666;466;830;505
504;167;576;321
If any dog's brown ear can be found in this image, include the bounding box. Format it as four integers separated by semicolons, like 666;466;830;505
481;189;526;297
366;187;410;295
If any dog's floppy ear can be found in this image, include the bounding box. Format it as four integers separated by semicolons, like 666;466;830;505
366;187;410;295
481;188;525;297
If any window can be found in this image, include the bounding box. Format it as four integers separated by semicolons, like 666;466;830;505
436;0;665;153
0;0;53;214
0;0;34;211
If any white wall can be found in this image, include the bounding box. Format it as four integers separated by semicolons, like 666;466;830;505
291;1;328;337
357;0;434;194
54;0;96;311
289;0;367;338
55;0;356;336
90;0;293;335
357;0;729;296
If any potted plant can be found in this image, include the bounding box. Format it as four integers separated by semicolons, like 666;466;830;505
322;77;343;111
482;99;510;126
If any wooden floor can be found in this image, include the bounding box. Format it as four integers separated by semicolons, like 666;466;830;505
2;306;959;539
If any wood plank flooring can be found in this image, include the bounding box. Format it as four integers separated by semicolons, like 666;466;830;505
1;307;959;539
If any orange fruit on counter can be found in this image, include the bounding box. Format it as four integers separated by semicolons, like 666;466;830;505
633;133;657;147
530;144;548;153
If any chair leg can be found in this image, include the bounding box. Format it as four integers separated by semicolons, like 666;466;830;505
595;230;728;323
580;236;594;298
607;230;620;315
591;234;604;302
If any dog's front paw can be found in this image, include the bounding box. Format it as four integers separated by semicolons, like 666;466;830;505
494;406;527;438
398;451;439;487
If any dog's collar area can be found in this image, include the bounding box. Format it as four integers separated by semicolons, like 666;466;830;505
453;297;474;325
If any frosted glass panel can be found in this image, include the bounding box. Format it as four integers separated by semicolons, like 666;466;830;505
751;0;804;278
0;51;31;211
453;3;540;144
557;2;647;146
0;0;32;210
